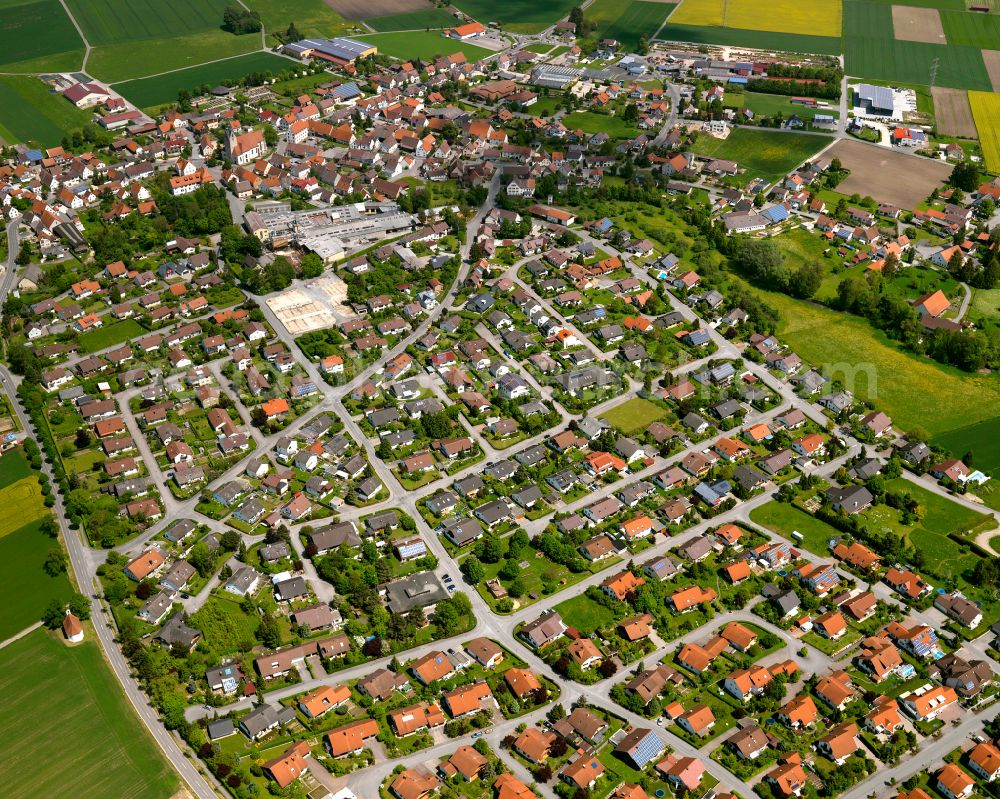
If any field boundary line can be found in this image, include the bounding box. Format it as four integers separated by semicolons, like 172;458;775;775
108;48;299;86
0;620;43;650
57;0;91;71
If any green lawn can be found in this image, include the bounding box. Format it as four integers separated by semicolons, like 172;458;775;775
600;396;668;435
563;111;642;139
886;477;991;540
112;51;294;108
366;7;458;31
744;287;1000;437
190;594;262;655
0;76;94;146
0;518;73;640
555;594;618;633
692;128;831;181
749;501;838;556
725;91;839;122
0;0;84;74
78;319;144;354
0;628;178;798
451;0;578;33
969;287;1000;322
357;30;493;61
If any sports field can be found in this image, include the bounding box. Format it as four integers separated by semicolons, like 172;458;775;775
600;397;668;434
113;51;294;108
970;90;1000;173
0;629;178;799
668;0;842;37
451;0;578;33
0;0;85;73
693;128;831;180
748;287;1000;437
357;30;493;61
366;7;459;30
0;77;93;147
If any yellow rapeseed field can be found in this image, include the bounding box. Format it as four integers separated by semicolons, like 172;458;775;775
969;91;1000;173
669;0;842;37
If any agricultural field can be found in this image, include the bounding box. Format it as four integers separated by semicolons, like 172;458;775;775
939;8;1000;49
931;86;977;138
325;0;429;20
0;0;85;74
112;52;294;108
0;629;178;799
0;477;47;539
970;90;1000;172
599;397;668;434
451;0;578;33
668;0;842;37
656;22;842;54
365;6;460;30
583;0;675;51
932;417;1000;478
88;30;262;83
357;30;493;61
0;518;73;640
825;137;952;208
0;77;94;147
242;0;350;38
842;1;992;91
692;128;831;180
64;0;231;45
982;49;1000;92
745;286;1000;437
890;6;945;45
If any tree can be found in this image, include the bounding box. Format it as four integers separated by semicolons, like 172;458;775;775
461;555;486;583
222;5;262;35
789;262;823;299
637;35;649;54
44;547;68;576
257;612;282;648
67;592;90;620
286;22;301;41
75;428;92;448
949;160;979;192
41;599;66;629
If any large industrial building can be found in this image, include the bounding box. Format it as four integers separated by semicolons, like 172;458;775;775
283;38;377;65
244;201;415;264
